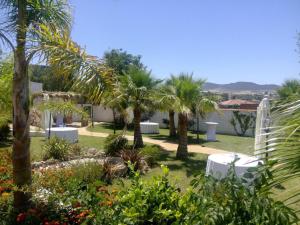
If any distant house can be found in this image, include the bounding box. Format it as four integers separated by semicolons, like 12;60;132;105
219;99;259;110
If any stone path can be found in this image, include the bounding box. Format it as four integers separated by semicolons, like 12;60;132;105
77;127;229;155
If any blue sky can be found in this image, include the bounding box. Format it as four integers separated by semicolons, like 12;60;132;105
70;0;300;85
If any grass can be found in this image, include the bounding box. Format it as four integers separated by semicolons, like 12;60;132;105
87;123;255;155
30;135;106;161
0;136;106;162
112;150;208;192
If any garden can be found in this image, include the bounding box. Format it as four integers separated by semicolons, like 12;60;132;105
0;1;300;225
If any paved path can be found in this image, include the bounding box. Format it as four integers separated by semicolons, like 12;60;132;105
77;127;229;155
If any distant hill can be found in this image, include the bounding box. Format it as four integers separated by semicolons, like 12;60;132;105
203;82;280;93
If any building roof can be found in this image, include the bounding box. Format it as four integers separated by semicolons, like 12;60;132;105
219;99;259;106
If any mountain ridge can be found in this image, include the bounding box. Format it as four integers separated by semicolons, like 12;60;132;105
203;81;280;93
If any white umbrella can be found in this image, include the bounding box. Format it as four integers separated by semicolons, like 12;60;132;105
254;95;270;158
41;93;53;130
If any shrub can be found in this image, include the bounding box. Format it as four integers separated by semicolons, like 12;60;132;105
0;124;10;143
139;145;161;166
42;136;71;161
119;149;142;171
69;143;82;157
107;165;182;225
104;134;128;156
72;162;103;184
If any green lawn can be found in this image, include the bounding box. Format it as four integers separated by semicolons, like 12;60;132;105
87;123;255;155
30;135;106;162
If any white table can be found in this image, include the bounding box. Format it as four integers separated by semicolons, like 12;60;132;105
46;127;78;143
140;122;159;134
205;122;218;141
205;153;260;179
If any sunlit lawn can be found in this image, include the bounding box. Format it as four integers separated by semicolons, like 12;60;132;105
87;122;255;155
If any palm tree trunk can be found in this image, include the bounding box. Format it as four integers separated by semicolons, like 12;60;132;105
133;107;143;148
13;0;32;211
169;110;176;137
176;112;188;159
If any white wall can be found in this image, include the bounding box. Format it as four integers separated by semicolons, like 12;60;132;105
194;110;256;137
71;105;256;137
148;109;256;137
30;81;43;94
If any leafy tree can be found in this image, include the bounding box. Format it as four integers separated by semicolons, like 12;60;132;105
103;49;145;129
0;0;112;211
104;49;144;76
29;64;74;91
120;66;161;148
160;74;217;159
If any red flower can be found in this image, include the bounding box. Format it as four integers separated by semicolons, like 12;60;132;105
16;213;27;223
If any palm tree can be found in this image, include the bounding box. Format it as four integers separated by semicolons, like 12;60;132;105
260;100;300;210
277;79;300;100
120;66;161;148
157;84;177;137
0;1;112;210
163;73;217;159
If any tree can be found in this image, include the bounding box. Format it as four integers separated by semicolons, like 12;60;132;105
0;1;112;210
103;49;144;130
277;79;300;100
120;66;161;148
104;49;144;76
163;74;217;159
29;64;75;92
158;84;178;137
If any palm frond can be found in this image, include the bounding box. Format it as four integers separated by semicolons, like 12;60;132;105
30;24;115;103
259;100;300;205
27;0;72;32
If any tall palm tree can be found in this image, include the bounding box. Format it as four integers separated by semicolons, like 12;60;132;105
0;0;71;210
120;66;161;148
163;73;217;159
0;1;112;210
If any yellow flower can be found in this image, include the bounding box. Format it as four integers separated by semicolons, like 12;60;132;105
1;192;11;199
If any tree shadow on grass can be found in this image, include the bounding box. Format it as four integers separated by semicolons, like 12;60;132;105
146;133;218;147
0;139;12;149
156;149;208;178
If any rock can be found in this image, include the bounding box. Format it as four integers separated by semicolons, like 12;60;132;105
84;148;105;158
110;163;128;178
105;157;124;165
